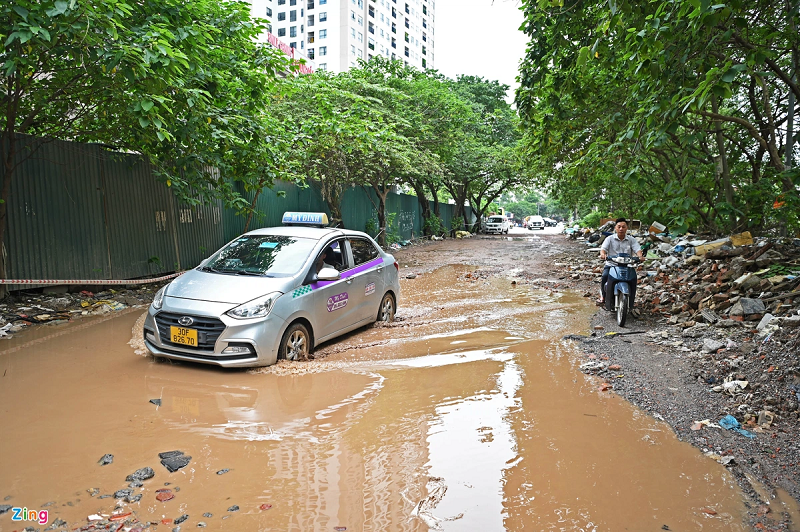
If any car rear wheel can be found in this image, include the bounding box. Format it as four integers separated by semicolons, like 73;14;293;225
377;293;395;323
279;322;310;361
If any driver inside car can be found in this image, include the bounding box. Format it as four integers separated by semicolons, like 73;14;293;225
599;217;644;314
315;247;336;274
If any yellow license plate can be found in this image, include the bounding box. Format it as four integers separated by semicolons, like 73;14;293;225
170;326;198;347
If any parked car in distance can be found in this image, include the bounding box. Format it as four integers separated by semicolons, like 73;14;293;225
544;217;557;227
485;215;510;234
527;215;545;230
143;212;401;368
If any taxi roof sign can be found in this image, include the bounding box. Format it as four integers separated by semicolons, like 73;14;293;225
281;212;329;227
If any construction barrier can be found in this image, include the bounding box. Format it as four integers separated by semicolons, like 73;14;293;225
0;272;184;285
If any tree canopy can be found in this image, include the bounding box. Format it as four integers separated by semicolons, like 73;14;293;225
516;0;800;234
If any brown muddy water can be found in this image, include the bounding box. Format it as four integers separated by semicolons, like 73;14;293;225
0;265;748;531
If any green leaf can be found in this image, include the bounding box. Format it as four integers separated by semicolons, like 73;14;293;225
577;46;590;69
12;5;29;20
141;100;154;112
138;117;150;128
720;68;738;82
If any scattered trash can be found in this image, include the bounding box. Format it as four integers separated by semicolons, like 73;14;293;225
149;398;162;406
718;415;756;439
97;454;114;466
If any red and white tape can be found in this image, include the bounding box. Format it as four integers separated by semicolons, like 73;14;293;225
0;272;185;285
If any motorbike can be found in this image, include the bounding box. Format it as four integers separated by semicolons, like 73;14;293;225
604;253;641;327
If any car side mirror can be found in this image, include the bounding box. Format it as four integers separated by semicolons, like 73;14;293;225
317;267;340;282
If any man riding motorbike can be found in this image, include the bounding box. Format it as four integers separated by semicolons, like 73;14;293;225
599;218;644;316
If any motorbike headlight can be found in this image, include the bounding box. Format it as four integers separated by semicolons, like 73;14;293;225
152;285;168;310
227;292;282;320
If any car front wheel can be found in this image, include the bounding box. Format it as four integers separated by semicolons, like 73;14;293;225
279;322;310;361
377;293;395;323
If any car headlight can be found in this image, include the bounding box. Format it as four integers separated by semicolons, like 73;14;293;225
152;285;168;310
227;292;282;320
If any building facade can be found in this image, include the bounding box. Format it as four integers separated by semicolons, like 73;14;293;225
248;0;434;73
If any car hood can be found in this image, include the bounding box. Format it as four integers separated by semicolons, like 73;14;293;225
165;269;295;304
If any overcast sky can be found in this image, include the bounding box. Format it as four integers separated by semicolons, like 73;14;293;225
433;0;528;98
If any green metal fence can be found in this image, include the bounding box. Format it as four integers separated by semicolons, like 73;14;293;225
4;135;470;288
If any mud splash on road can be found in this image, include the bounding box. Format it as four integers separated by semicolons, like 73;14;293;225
0;260;748;531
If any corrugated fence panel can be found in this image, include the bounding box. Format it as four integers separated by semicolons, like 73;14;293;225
4;134;484;286
341;186;377;232
102;151;179;279
5;136;109;289
173;197;226;270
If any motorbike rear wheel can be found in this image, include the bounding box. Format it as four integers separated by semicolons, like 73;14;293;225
617;293;628;327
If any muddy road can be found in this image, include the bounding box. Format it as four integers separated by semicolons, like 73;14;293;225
0;233;752;531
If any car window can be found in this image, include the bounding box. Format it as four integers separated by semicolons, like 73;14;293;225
204;235;316;277
315;239;348;272
488;217;504;223
350;238;379;266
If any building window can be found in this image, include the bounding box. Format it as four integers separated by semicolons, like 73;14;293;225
404;46;409;57
308;48;315;59
422;31;426;42
369;5;375;17
308;14;314;26
391;37;396;48
358;0;363;6
278;11;286;20
422;45;426;55
358;15;363;26
421;58;426;68
278;0;285;4
290;26;297;37
308;0;314;8
290;10;297;21
319;29;327;38
308;31;315;42
290;0;296;5
368;37;375;50
319;63;327;70
404;31;409;42
369;21;375;33
391;7;396;17
422;18;426;28
319;0;326;4
391;22;396;33
358;32;363;42
319;46;327;55
404;2;409;13
267;7;273;16
278;27;286;36
422;4;426;14
351;27;356;37
351;44;356;55
319;11;327;21
291;41;297;48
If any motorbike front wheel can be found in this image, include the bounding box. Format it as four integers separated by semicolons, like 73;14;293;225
617;293;628;327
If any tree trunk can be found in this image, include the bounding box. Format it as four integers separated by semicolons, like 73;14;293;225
374;187;389;247
0;132;16;299
711;98;735;231
243;187;262;233
411;181;432;234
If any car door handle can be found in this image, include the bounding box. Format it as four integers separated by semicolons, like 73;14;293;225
346;279;353;284
377;266;383;271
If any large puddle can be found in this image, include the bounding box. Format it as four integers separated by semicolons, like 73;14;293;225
0;265;747;530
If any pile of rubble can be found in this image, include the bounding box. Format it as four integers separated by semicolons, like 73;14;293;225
0;286;163;339
636;234;800;328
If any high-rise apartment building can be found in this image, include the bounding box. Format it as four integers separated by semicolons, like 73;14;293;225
248;0;434;73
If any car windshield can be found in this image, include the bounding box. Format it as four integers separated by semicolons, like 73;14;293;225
202;235;316;277
488;217;504;223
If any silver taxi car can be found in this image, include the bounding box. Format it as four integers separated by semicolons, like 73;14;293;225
143;212;400;367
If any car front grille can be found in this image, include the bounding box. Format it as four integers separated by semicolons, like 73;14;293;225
154;312;226;351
